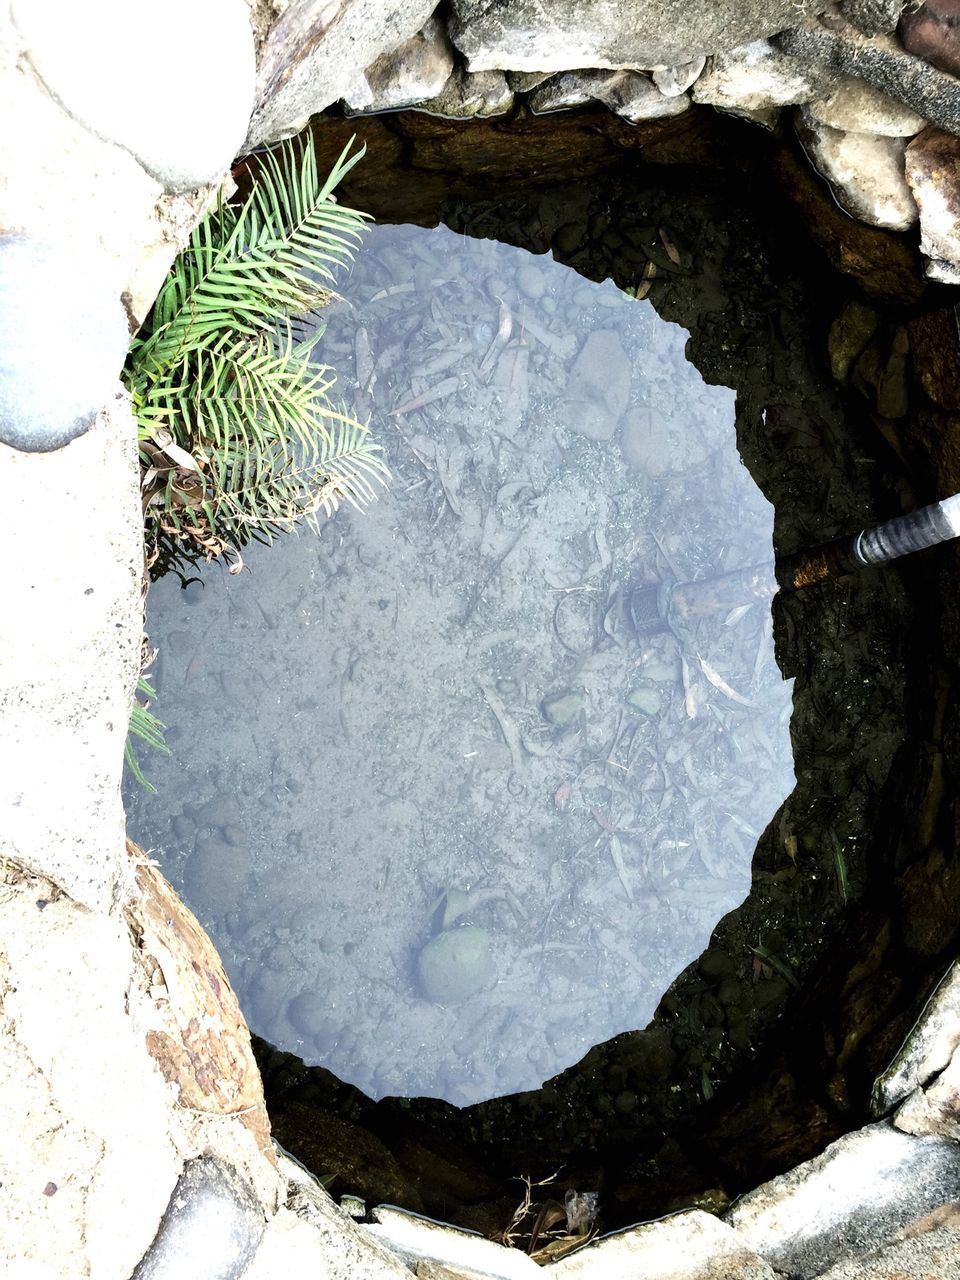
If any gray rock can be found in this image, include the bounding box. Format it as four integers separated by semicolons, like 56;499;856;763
542;690;585;725
776;20;960;135
816;1215;960;1279
415;66;514;118
345;17;455;113
447;0;828;73
905;128;960;283
132;1158;264;1279
287;990;328;1036
652;57;707;97
507;70;557;92
562;329;631;440
417;926;495;1003
806;76;927;135
367;1205;542;1278
895;1042;960;1139
796;108;918;229
692;39;838;116
873;961;960;1115
183;835;253;915
840;0;906;36
531;69;690;122
11;0;254;193
725;1120;960;1278
0;236;129;453
247;0;437;147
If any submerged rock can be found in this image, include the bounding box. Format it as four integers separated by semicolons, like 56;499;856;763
542;690;585;725
796;109;918;231
562;329;631;440
0;235;129;452
417;926;495;1003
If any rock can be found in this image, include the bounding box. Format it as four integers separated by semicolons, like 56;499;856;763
346;17;455;113
542;691;585;725
245;1204;411;1280
562;330;631;440
900;0;960;80
247;0;437;148
806;76;927;135
12;0;254;193
131;1157;264;1279
906;309;960;409
447;0;828;74
415;66;514;118
828;301;879;383
895;1040;960;1139
517;263;548;299
692;39;837;116
814;1214;960;1280
627;684;662;716
840;0;906;36
193;792;240;829
853;327;910;417
0;236;129;452
367;1206;543;1278
795;110;918;230
776;21;960;136
905;128;960;283
417;926;495;1003
653;57;707;97
287;991;329;1037
530;70;690;123
620;406;675;475
724;1120;960;1278
183;836;253;915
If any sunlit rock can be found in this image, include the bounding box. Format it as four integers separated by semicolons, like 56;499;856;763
530;69;690;123
796;109;918;230
12;0;254;193
415;66;514;118
692;39;837;117
653;57;706;98
806;76;927;135
346;17;455;114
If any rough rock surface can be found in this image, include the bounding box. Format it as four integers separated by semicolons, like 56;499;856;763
0;235;131;451
692;39;837;115
725;1120;960;1277
416;66;514;119
247;0;437;147
805;75;927;134
247;1191;411;1280
530;70;690;123
131;1157;264;1279
11;0;255;192
900;0;960;80
796;110;917;229
894;1040;960;1139
873;960;960;1113
653;57;706;98
905;128;960;282
815;1211;960;1279
346;16;455;113
367;1206;542;1278
840;0;906;36
777;18;960;134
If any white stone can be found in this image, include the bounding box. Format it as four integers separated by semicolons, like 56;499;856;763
895;1042;960;1140
725;1121;960;1278
366;1205;543;1279
806;76;927;137
11;0;255;192
796;109;918;231
248;0;437;147
693;39;836;113
653;57;706;98
246;1206;412;1280
550;1210;777;1278
905;133;960;284
873;961;960;1115
346;17;455;113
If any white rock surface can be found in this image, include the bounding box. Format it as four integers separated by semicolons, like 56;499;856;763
247;1207;413;1280
346;16;455;113
905;129;960;285
366;1206;543;1279
895;1043;960;1141
692;38;836;114
796;109;917;230
0;871;180;1278
0;393;142;911
11;0;255;192
806;76;927;136
653;57;706;98
873;961;960;1115
550;1210;777;1278
248;0;437;147
725;1121;960;1277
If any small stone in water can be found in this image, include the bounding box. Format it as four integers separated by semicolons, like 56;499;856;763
417;926;494;1003
517;263;547;299
287;990;327;1035
542;691;584;726
627;685;661;715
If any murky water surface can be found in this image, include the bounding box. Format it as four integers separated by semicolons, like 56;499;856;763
126;225;795;1105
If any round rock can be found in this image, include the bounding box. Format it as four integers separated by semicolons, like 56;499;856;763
12;0;255;193
0;236;129;452
417;926;495;1004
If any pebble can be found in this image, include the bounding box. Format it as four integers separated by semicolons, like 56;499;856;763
287;990;327;1035
517;263;547;299
417;926;495;1003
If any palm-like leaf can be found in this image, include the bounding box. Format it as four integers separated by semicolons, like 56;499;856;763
125;134;386;561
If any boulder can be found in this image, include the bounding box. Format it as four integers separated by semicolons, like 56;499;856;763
447;0;829;73
11;0;254;193
530;70;691;123
562;329;632;439
806;76;927;135
415;66;514;119
345;17;455;114
795;109;918;230
692;39;838;116
905;128;960;282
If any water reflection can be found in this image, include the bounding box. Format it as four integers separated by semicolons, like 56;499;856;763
125;225;795;1105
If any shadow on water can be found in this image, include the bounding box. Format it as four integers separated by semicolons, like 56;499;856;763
125;116;960;1230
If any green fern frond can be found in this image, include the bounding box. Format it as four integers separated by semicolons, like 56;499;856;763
126;676;171;794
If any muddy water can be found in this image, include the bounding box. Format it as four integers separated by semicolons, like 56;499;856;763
125;224;795;1105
